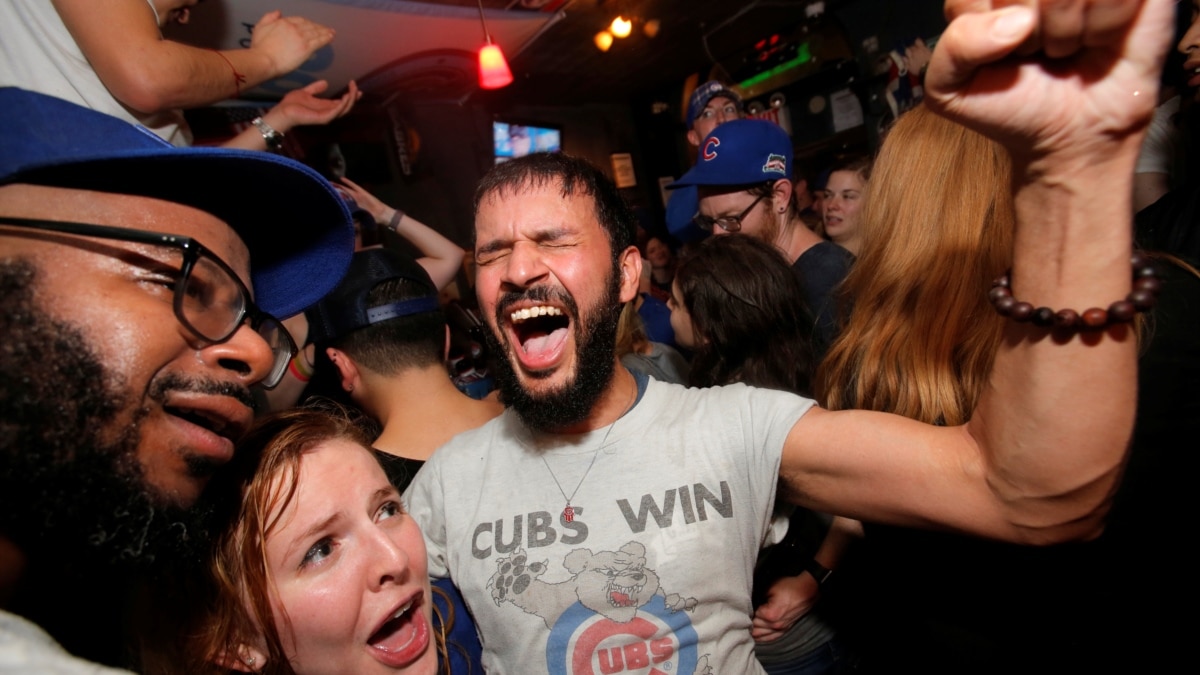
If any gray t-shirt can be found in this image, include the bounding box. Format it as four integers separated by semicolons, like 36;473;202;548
405;378;814;675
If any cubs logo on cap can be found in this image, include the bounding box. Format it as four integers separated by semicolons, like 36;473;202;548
667;119;793;189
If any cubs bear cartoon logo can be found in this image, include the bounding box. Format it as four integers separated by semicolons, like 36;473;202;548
488;541;697;627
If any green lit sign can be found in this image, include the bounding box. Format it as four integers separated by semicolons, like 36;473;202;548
739;42;812;89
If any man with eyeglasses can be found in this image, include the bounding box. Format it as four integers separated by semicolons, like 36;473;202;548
669;118;854;357
664;80;747;243
0;87;352;670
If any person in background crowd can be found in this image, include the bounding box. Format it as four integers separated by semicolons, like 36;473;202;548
821;156;871;256
669;119;854;359
670;234;815;394
665;80;747;243
669;233;843;674
1135;0;1200;262
616;300;690;384
306;248;502;491
817;97;1199;674
265;179;466;414
337;177;466;290
643;235;678;305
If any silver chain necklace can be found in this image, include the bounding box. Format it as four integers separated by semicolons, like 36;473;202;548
538;387;636;523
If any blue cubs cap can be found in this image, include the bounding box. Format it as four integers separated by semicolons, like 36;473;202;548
669;119;793;189
686;80;743;129
0;87;354;318
305;248;441;347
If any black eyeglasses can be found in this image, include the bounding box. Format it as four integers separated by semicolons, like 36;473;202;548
693;193;767;233
0;216;297;389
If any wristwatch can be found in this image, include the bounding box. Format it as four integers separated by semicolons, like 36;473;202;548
250;116;284;152
805;560;834;587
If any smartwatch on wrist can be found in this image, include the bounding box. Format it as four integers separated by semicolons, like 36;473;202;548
805;560;833;587
387;208;405;232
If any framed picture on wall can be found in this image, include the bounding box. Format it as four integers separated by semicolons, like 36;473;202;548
611;153;636;188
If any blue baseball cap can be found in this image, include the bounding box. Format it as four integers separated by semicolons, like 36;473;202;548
686;80;743;129
668;119;793;189
0;87;354;318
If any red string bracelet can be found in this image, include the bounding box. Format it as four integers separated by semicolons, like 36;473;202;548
210;49;246;97
988;252;1162;330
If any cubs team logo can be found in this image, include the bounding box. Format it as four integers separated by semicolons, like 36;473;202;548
487;542;709;674
762;153;787;175
702;137;720;162
548;596;698;675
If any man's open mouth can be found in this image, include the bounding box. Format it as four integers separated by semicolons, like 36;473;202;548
163;405;234;437
509;304;570;364
157;390;254;464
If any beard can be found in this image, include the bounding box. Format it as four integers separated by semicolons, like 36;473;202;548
486;262;623;433
0;259;213;574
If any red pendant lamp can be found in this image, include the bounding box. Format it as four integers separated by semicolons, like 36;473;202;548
477;0;513;89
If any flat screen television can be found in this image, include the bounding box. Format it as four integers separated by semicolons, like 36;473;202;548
493;120;561;164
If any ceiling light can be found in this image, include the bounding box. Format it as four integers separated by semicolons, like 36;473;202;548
476;0;513;89
594;30;614;52
478;45;513;89
611;16;632;38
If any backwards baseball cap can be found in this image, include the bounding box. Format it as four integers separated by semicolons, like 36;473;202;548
305;247;440;346
686;80;743;129
668;119;792;189
0;87;354;318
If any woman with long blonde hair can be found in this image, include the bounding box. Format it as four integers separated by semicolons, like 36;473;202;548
817;104;1013;425
815;102;1200;672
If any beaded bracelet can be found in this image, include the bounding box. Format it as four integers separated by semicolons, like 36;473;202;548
988;252;1162;330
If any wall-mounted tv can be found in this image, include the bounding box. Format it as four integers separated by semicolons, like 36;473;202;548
493;120;561;164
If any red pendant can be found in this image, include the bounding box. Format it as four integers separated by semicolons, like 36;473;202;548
563;505;575;523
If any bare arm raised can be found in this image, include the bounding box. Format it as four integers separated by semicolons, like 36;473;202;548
338;177;466;290
780;0;1170;544
52;0;333;114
